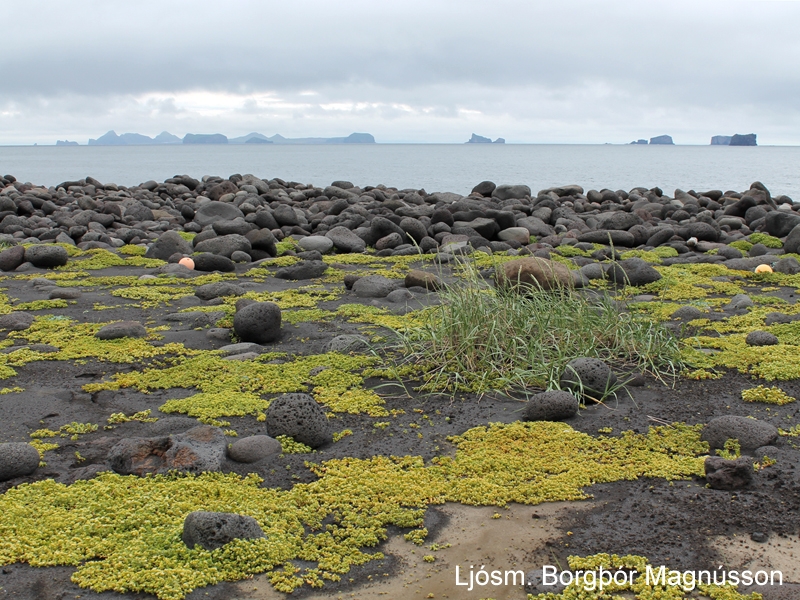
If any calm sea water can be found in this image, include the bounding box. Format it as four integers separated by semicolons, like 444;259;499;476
0;144;798;199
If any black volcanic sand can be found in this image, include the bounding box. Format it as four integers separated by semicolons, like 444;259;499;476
0;260;798;600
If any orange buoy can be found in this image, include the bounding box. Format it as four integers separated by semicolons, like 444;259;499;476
178;257;195;270
754;264;773;273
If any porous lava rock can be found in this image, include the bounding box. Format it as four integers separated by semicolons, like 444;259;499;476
107;425;227;476
227;435;282;463
265;393;333;448
24;244;69;268
233;301;282;344
559;358;617;401
521;391;580;421
0;442;40;481
704;456;754;490
701;416;779;453
95;321;147;340
182;511;264;550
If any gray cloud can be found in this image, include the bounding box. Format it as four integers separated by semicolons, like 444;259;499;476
1;0;799;144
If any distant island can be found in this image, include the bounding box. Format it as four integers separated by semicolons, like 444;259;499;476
55;140;79;146
628;135;674;145
711;133;757;146
466;133;505;144
81;130;375;146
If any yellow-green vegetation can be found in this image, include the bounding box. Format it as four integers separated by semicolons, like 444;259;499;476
716;439;741;460
621;246;679;264
276;435;314;454
117;244;148;256
741;385;795;405
0;422;708;599
332;429;353;442
107;409;159;424
0;316;191;381
58;248;165;270
729;240;753;253
749;232;783;248
29;422;98;439
84;351;387;420
14;299;70;311
528;553;760;599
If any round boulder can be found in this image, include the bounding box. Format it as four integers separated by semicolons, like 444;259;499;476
521;390;579;421
324;334;369;353
193;201;245;227
266;393;333;448
193;252;236;272
745;330;779;346
701;416;779;453
24;244;69;268
145;231;193;261
182;511;264;550
495;257;574;292
233;301;282;344
227;435;282;463
352;275;401;298
0;442;40;481
605;258;662;287
96;321;147;340
0;312;35;331
559;358;617;401
298;235;334;254
0;245;25;272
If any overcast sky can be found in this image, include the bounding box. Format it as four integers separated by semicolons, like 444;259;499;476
1;0;799;145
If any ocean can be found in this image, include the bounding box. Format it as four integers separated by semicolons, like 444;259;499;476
0;144;798;199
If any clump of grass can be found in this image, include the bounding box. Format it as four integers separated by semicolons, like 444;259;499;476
392;265;681;394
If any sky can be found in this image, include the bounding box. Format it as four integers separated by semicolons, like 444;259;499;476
1;0;799;145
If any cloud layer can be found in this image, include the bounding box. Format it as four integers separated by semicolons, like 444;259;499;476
2;0;799;144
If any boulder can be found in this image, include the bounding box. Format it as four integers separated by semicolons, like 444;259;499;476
24;244;69;268
701;416;779;453
194;234;251;258
193;252;236;272
0;245;25;271
704;456;753;490
275;260;328;280
559;358;617;401
326;226;366;253
498;227;532;244
495;257;574;291
605;258;662;287
521;391;579;421
352;275;401;298
764;211;800;238
266;393;333;448
0;312;35;331
400;217;428;244
108;426;227;476
145;231;193;260
472;181;496;196
324;334;369;353
182;511;264;550
227;435;282;463
745;330;779;346
212;217;254;237
297;235;334;254
577;230;636;246
195;282;245;301
194;201;244;226
492;184;531;201
404;269;442;291
245;229;278;256
96;321;147;340
233;301;282;344
0;442;40;482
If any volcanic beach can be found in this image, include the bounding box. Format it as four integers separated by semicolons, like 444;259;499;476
0;173;798;599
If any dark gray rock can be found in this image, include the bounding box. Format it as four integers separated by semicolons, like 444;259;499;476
774;256;800;275
326;226;366;253
605;257;662;286
702;416;779;453
233;301;282;344
194;234;251;258
352;275;400;298
784;224;800;255
386;288;414;303
726;294;754;310
266;393;333;448
745;330;779;346
273;204;300;226
685;222;720;242
297;236;333;254
212;217;254;236
671;305;704;320
48;288;81;300
521;391;579;421
193;253;236;272
194;201;244;227
24;244;69;268
145;231;193;260
0;442;40;481
704;456;753;490
96;321;147;340
275;260;328;280
375;232;403;250
764;210;800;238
182;511;264;550
230;250;252;263
0;312;35;330
108;426;227;476
195;282;245;301
472;181;496;196
577;230;636;246
559;358;617;401
595;211;642;231
324;334;369;353
0;245;25;271
716;245;744;260
492;184;531;201
245;229;278;256
400;217;428;244
227;435;282;463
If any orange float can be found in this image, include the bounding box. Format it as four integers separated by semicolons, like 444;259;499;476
178;257;195;270
754;264;773;273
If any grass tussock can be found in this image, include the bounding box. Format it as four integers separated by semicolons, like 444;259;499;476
392;266;682;394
